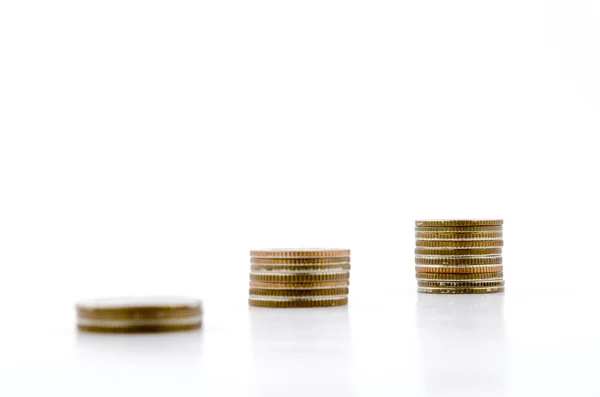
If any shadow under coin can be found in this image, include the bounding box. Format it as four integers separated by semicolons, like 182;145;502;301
249;306;353;397
417;293;507;397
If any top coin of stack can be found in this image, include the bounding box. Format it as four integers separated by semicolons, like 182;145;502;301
249;248;350;308
414;220;505;294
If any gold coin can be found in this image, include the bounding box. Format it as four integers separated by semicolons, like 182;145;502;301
249;288;349;297
418;280;505;288
251;257;350;265
415;225;503;232
250;272;350;283
250;249;350;258
250;281;350;290
76;297;203;333
415;264;503;273
417;286;504;294
77;323;202;333
415;219;503;227
416;240;503;248
416;256;502;265
249;297;348;308
415;272;503;281
415;247;502;256
76;297;203;319
416;231;503;240
251;264;351;272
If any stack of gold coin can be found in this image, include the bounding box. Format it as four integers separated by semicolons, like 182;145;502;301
415;220;504;294
76;296;203;333
249;248;350;308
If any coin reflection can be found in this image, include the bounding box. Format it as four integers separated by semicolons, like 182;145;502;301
74;330;206;393
249;306;352;396
75;329;204;360
417;293;507;397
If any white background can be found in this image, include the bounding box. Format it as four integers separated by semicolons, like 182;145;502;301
1;1;599;396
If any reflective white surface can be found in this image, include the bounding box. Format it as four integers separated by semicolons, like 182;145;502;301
1;289;599;396
1;0;599;395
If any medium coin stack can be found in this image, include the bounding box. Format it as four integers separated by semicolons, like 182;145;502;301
415;219;505;294
249;248;350;308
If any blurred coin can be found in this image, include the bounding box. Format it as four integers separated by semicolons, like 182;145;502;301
415;219;503;227
251;263;351;272
250;248;350;258
417;286;504;294
415;247;502;256
250;272;350;283
416;231;503;240
248;297;348;308
416;240;503;248
415;225;502;232
249;288;349;297
416;256;502;265
415;264;503;273
417;280;505;288
415;272;503;281
250;281;350;290
251;257;350;265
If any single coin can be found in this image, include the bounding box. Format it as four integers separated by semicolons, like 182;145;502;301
416;231;503;240
251;264;351;272
250;249;350;258
250;294;348;301
250;269;349;276
250;272;350;283
77;323;202;333
415;264;503;273
415;220;503;227
250;281;350;290
417;280;505;288
249;297;348;308
76;296;203;333
417;286;505;294
251;257;350;265
415;247;502;256
416;240;503;248
415;272;503;281
415;225;503;232
249;288;349;297
415;256;502;265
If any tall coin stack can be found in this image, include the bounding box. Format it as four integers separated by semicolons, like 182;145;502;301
414;220;504;294
249;248;350;308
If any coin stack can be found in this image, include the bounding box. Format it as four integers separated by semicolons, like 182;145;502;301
76;296;203;333
415;220;504;294
249;248;350;308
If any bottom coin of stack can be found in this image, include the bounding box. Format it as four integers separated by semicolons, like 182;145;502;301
249;248;351;307
414;219;505;294
76;296;203;333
